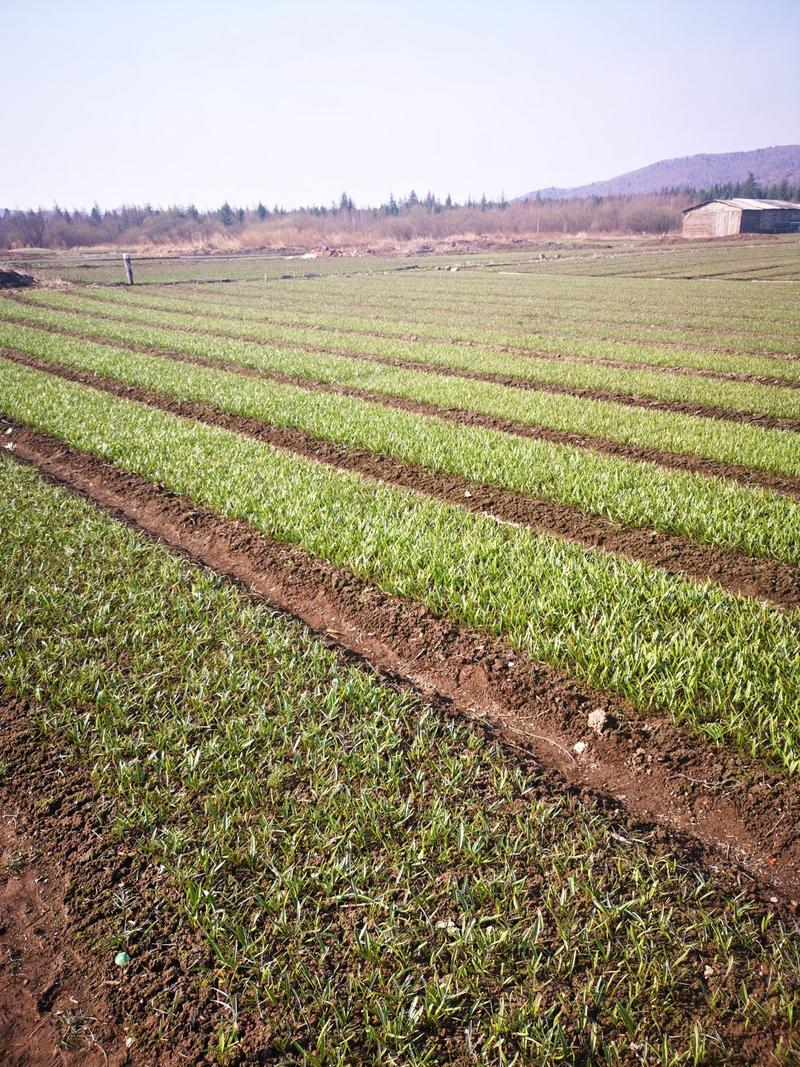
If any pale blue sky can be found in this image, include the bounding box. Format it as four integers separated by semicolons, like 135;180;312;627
3;0;799;211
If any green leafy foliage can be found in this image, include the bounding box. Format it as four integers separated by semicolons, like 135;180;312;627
2;297;799;478
2;319;799;564
2;455;799;1063
2;359;799;773
15;288;800;418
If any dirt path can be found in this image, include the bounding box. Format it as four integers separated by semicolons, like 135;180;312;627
0;703;218;1066
5;424;800;909
5;350;799;610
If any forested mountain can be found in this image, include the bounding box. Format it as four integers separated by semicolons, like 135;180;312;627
522;145;800;200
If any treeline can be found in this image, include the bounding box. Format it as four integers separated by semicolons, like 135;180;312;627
0;186;759;252
0;191;509;249
663;171;800;204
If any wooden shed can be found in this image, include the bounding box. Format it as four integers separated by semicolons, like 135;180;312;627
682;198;800;238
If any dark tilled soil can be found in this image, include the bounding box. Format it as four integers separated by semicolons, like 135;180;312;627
5;423;800;910
4;349;799;611
0;702;220;1066
5;302;799;433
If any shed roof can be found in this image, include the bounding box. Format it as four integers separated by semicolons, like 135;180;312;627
683;198;800;214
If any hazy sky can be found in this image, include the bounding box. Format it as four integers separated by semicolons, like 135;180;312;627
4;0;799;211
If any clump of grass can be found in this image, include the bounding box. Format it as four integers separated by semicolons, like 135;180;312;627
54;1009;97;1052
1;848;27;875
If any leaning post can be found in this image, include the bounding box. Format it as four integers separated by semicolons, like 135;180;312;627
123;253;134;285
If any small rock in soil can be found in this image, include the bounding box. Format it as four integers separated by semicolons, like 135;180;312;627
588;708;610;734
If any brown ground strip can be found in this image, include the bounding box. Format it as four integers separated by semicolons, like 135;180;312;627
3;323;800;501
4;349;799;611
5;423;800;909
6;301;799;432
0;701;220;1066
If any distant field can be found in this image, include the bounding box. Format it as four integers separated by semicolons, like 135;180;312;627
486;234;800;280
1;240;799;1064
3;248;487;284
6;233;800;284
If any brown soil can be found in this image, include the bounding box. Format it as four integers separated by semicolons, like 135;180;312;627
5;349;799;611
0;702;220;1066
5;422;800;911
7;303;799;433
3;326;800;501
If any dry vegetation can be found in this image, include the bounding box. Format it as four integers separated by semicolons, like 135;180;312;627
0;195;692;255
5;172;798;256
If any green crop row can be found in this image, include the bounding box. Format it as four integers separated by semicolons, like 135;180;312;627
506;241;800;282
3;297;799;479
185;287;800;354
94;263;800;341
16;289;800;417
89;263;800;336
5;319;800;566
2;357;799;773
76;271;800;362
91;280;800;363
4;455;798;1063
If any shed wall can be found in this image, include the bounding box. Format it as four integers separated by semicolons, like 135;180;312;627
739;211;761;234
683;204;800;237
736;208;800;233
682;204;742;239
758;208;800;233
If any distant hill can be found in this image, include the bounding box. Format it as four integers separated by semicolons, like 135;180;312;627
520;145;800;200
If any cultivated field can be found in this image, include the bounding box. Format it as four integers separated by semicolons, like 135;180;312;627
1;241;799;1065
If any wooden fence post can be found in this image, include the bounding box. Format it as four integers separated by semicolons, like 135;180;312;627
123;253;134;285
